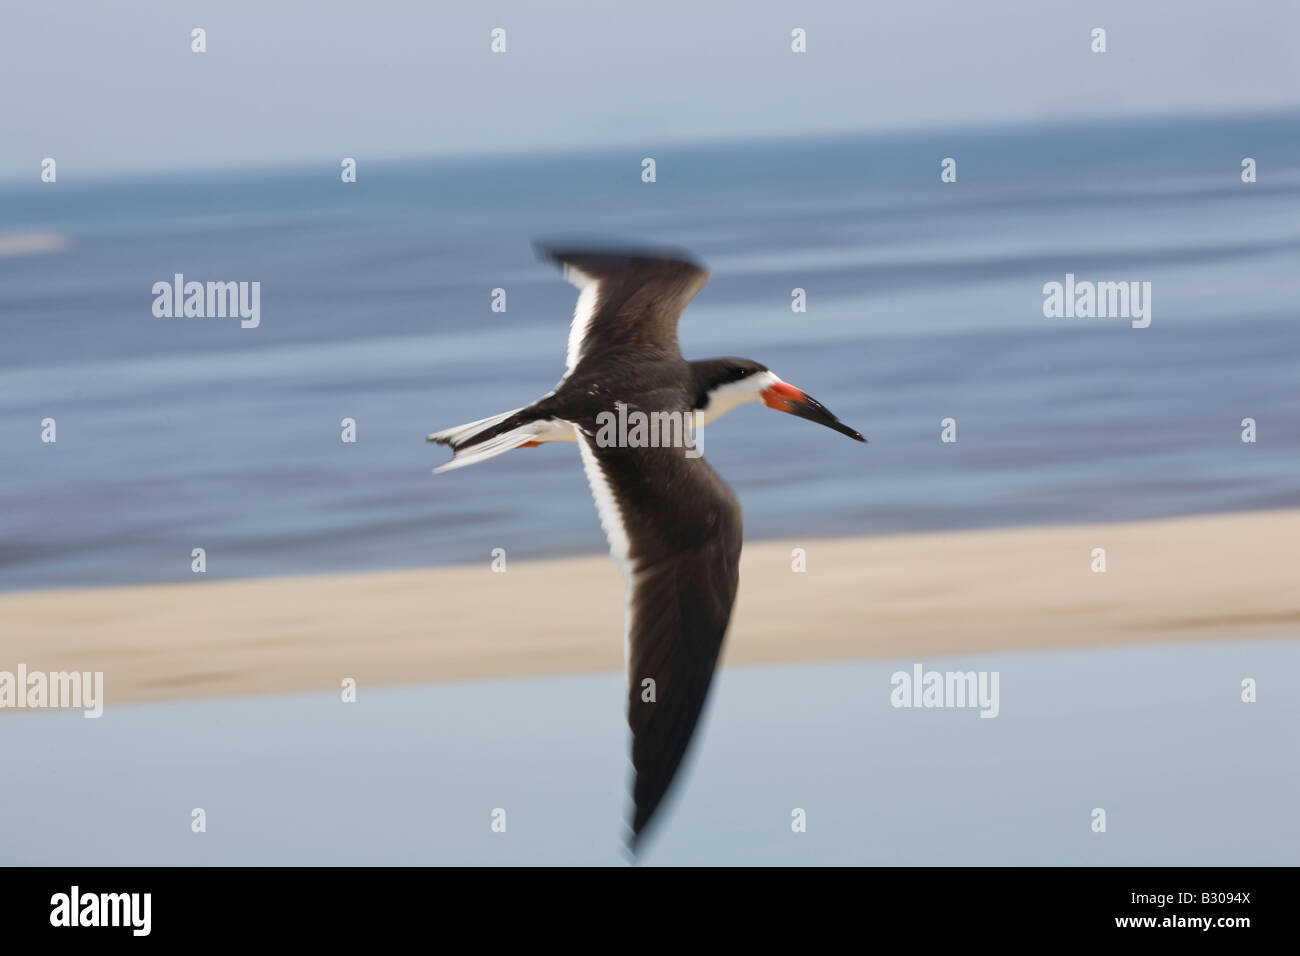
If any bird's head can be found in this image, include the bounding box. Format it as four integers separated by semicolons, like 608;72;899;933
693;359;866;442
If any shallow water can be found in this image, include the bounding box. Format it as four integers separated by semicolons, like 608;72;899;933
2;639;1296;865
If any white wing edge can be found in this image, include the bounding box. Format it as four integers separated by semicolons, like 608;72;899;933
576;432;637;687
562;267;599;377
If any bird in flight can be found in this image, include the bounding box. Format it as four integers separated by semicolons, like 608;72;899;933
429;242;865;851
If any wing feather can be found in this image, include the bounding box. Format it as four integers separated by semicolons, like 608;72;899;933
536;243;711;376
575;435;742;847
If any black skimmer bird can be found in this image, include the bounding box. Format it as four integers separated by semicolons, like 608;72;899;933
429;243;865;849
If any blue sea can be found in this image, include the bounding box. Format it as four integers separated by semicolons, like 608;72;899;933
2;111;1298;591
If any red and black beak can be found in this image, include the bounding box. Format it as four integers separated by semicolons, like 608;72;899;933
761;382;866;442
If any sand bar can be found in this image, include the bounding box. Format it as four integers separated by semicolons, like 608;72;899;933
1;509;1296;707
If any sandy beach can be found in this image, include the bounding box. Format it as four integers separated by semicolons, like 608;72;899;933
2;508;1296;707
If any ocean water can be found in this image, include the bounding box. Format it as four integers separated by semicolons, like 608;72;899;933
2;641;1296;866
2;112;1298;590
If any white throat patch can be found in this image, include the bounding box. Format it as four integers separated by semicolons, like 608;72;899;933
697;370;781;426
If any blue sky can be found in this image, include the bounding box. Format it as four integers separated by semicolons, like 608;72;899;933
2;0;1298;179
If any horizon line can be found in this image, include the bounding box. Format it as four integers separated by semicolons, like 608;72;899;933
2;104;1298;189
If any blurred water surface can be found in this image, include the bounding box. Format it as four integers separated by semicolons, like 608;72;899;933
2;640;1296;865
2;112;1298;589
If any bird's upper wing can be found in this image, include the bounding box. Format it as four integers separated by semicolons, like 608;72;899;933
575;435;742;848
535;244;711;376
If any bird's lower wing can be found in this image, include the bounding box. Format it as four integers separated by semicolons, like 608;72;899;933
575;435;742;847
